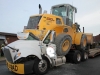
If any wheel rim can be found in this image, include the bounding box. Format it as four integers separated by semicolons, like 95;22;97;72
38;60;47;72
62;40;69;51
77;54;81;61
83;39;86;47
84;52;88;59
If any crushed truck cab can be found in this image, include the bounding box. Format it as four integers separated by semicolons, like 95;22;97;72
3;30;66;75
3;32;42;74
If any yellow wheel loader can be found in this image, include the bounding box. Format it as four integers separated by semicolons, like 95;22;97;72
24;4;93;63
3;4;94;75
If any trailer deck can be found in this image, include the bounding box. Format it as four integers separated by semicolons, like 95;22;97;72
89;48;100;57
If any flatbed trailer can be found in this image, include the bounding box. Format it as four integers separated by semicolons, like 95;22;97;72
89;48;100;57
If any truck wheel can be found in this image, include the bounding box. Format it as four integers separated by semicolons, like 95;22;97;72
81;50;88;61
72;50;81;64
33;58;49;75
55;34;72;56
76;34;87;50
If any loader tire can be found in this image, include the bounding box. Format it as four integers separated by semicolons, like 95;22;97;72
55;34;72;56
33;58;49;75
76;34;87;50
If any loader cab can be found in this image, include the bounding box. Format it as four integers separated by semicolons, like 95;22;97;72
51;4;77;26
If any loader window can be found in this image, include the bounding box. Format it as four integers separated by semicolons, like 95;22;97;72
52;6;67;17
56;18;62;24
27;16;42;29
69;8;73;23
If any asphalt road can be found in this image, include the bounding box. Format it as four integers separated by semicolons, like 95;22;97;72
0;56;100;75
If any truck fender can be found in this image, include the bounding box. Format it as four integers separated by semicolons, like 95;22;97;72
44;55;52;65
74;32;83;45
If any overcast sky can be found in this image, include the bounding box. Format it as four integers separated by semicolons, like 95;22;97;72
0;0;100;36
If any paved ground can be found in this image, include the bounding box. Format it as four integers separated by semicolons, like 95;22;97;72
0;56;100;75
0;57;5;61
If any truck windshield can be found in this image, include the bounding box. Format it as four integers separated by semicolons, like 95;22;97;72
26;33;39;40
26;16;42;29
52;6;66;17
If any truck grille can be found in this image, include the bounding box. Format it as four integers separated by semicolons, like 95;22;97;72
3;48;13;63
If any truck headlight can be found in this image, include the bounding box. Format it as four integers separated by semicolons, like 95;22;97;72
46;47;55;58
17;52;21;57
14;52;21;60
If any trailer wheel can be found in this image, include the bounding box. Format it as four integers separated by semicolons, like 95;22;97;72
81;50;88;61
33;58;49;75
76;34;87;50
72;50;81;64
55;34;72;56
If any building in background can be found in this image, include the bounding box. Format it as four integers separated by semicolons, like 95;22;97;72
93;34;100;43
0;32;18;46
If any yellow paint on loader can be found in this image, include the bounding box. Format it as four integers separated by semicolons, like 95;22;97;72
23;4;93;50
74;32;83;45
62;40;70;51
25;16;76;43
84;33;93;45
24;13;93;45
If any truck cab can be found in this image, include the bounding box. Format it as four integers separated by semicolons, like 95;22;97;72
3;30;66;75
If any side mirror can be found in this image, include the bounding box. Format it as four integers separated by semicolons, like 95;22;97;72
50;31;56;43
43;39;50;44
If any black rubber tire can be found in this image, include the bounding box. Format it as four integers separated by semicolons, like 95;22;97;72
81;50;88;61
55;34;72;56
66;51;75;62
72;50;82;64
85;44;90;54
76;34;87;50
90;44;93;49
33;58;49;75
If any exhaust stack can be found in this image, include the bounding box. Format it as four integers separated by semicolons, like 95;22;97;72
39;4;42;14
83;27;84;33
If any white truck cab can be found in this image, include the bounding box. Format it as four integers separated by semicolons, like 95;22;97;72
3;30;66;75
